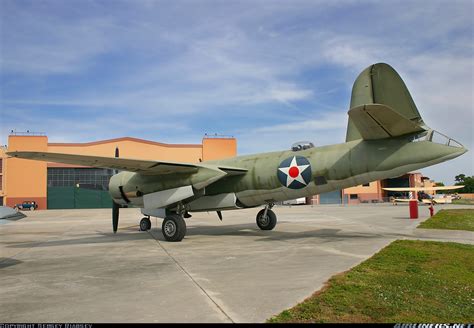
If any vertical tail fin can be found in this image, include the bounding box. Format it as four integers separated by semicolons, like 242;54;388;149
346;63;426;141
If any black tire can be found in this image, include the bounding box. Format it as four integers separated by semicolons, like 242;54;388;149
140;217;151;231
256;209;277;230
162;214;186;242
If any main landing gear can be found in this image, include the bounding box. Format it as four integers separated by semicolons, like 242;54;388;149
256;204;277;230
162;214;186;242
139;213;186;242
139;204;276;242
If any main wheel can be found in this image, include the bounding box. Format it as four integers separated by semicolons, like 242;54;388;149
140;217;151;231
256;209;277;230
162;214;186;242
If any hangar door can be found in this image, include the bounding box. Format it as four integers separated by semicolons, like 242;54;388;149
319;190;343;204
47;167;114;209
47;187;112;209
383;176;410;199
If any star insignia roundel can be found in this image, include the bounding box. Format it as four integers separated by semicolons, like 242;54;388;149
277;156;312;189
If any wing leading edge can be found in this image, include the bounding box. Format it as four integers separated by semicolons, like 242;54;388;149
6;151;247;176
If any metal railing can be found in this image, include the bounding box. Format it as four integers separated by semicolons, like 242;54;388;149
9;131;46;136
203;133;234;139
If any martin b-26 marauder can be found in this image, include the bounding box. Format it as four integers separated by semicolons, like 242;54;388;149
8;63;467;241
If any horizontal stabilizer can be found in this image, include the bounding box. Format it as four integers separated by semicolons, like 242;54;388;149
348;104;425;140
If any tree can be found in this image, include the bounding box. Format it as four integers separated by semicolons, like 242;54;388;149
454;174;474;193
455;174;466;183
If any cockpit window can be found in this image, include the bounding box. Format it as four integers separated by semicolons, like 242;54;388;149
410;130;463;148
411;131;429;142
427;130;464;148
291;141;314;151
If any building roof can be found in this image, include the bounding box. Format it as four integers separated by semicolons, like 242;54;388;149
48;136;202;148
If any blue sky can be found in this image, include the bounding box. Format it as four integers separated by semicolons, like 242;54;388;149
1;0;473;184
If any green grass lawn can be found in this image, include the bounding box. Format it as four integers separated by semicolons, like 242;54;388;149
418;209;474;232
268;240;474;323
453;199;474;205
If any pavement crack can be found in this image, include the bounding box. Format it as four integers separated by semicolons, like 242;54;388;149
150;233;234;323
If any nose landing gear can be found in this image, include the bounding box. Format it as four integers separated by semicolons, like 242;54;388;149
140;217;151;231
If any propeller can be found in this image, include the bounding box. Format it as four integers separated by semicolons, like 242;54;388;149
112;202;120;233
112;147;120;233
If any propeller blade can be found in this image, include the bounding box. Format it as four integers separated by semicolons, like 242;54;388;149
112;147;120;233
112;202;120;233
217;211;223;221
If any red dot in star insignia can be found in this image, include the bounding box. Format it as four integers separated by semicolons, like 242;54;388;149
289;166;299;178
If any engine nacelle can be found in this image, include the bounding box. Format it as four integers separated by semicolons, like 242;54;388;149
109;171;144;206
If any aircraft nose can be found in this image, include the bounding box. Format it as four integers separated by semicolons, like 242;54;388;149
429;130;467;157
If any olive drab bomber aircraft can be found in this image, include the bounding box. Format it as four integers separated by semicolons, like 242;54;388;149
8;63;467;241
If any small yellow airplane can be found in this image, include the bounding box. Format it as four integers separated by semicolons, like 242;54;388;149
383;185;464;204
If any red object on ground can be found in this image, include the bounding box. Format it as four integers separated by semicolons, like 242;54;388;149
429;205;434;217
409;199;419;219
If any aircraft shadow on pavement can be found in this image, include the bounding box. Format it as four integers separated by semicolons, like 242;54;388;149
151;223;382;242
4;228;149;248
0;257;23;269
5;223;384;248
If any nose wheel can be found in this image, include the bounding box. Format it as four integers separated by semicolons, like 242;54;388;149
140;217;151;231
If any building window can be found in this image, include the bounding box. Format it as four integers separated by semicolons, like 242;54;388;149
0;158;2;173
350;194;358;200
362;183;370;187
0;175;2;191
47;168;114;190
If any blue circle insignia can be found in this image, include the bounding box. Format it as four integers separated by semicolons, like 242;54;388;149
277;156;312;189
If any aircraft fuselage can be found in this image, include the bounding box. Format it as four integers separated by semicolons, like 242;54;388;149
110;134;465;210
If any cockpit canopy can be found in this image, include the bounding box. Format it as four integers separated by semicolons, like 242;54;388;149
291;141;315;152
411;129;464;148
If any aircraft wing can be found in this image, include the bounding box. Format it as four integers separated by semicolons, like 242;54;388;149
6;151;247;176
383;185;464;192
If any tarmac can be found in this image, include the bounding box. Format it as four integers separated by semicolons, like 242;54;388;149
1;204;473;323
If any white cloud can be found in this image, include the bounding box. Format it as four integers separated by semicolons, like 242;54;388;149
254;111;347;134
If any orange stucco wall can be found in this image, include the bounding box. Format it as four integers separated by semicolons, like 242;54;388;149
343;181;382;204
48;137;204;162
0;147;6;203
3;135;237;209
202;138;237;161
5;136;48;209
